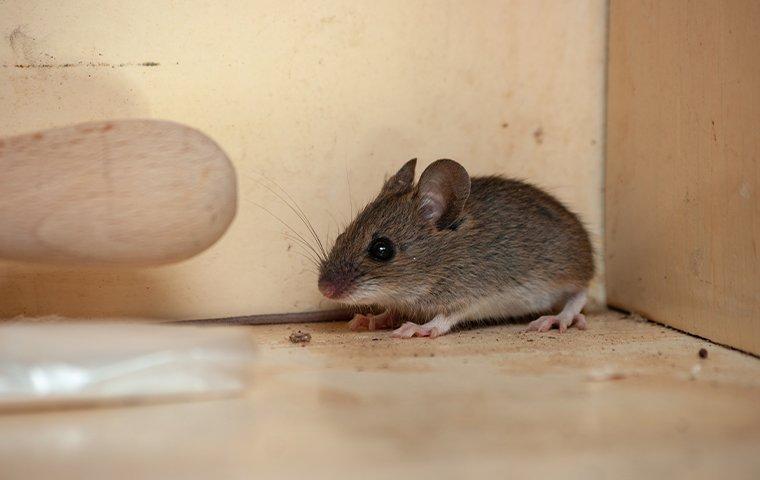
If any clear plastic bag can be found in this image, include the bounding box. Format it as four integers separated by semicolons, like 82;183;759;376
0;321;256;411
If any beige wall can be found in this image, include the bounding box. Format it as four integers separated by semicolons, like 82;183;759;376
0;0;607;319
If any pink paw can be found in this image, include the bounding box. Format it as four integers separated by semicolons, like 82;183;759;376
348;312;395;331
391;322;445;339
525;313;587;333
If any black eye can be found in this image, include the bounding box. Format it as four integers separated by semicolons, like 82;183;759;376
368;237;395;262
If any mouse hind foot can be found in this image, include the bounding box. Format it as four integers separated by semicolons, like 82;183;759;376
525;290;588;333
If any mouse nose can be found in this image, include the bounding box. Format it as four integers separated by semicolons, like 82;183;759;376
318;279;338;299
317;278;344;298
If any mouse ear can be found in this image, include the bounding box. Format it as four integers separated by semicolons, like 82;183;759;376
417;159;471;229
381;158;417;195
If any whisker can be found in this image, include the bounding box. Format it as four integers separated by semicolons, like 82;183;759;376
254;173;328;261
249;201;324;261
291;251;320;270
285;243;321;268
325;210;343;243
243;173;323;257
242;190;323;263
282;232;322;263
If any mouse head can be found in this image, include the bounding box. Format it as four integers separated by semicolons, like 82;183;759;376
318;158;470;307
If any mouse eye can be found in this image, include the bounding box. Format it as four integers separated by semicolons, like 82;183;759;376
367;237;395;262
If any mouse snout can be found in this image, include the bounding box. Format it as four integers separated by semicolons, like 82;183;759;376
318;278;338;298
318;276;348;299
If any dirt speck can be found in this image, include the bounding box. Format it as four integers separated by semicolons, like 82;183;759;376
533;127;544;145
501;122;509;129
289;330;311;343
698;348;708;359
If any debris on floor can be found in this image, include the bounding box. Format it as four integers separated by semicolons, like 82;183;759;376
289;330;311;344
699;347;708;359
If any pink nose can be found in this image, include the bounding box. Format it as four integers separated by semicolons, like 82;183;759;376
318;281;338;299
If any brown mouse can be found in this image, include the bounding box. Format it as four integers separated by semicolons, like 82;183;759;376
317;158;594;338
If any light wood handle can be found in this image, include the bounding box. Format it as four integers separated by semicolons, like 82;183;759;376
0;120;237;266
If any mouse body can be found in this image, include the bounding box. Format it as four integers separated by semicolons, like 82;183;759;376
317;158;594;338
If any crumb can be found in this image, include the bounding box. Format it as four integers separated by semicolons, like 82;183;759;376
526;338;534;342
372;337;380;341
698;348;708;359
429;352;435;357
289;330;311;343
413;353;419;357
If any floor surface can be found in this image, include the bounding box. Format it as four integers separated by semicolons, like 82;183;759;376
1;310;759;479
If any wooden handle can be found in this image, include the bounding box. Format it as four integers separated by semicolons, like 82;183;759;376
0;120;237;266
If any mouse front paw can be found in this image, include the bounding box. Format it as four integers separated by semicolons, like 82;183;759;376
348;311;396;331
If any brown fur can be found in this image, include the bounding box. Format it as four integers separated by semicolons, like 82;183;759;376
318;159;594;322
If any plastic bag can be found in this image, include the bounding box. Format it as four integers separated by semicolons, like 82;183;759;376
0;321;256;411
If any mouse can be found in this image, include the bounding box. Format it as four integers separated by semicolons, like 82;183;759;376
317;158;594;338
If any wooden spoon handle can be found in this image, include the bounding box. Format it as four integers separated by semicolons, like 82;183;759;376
0;120;237;266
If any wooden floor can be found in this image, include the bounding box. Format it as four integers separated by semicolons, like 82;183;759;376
1;310;759;479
